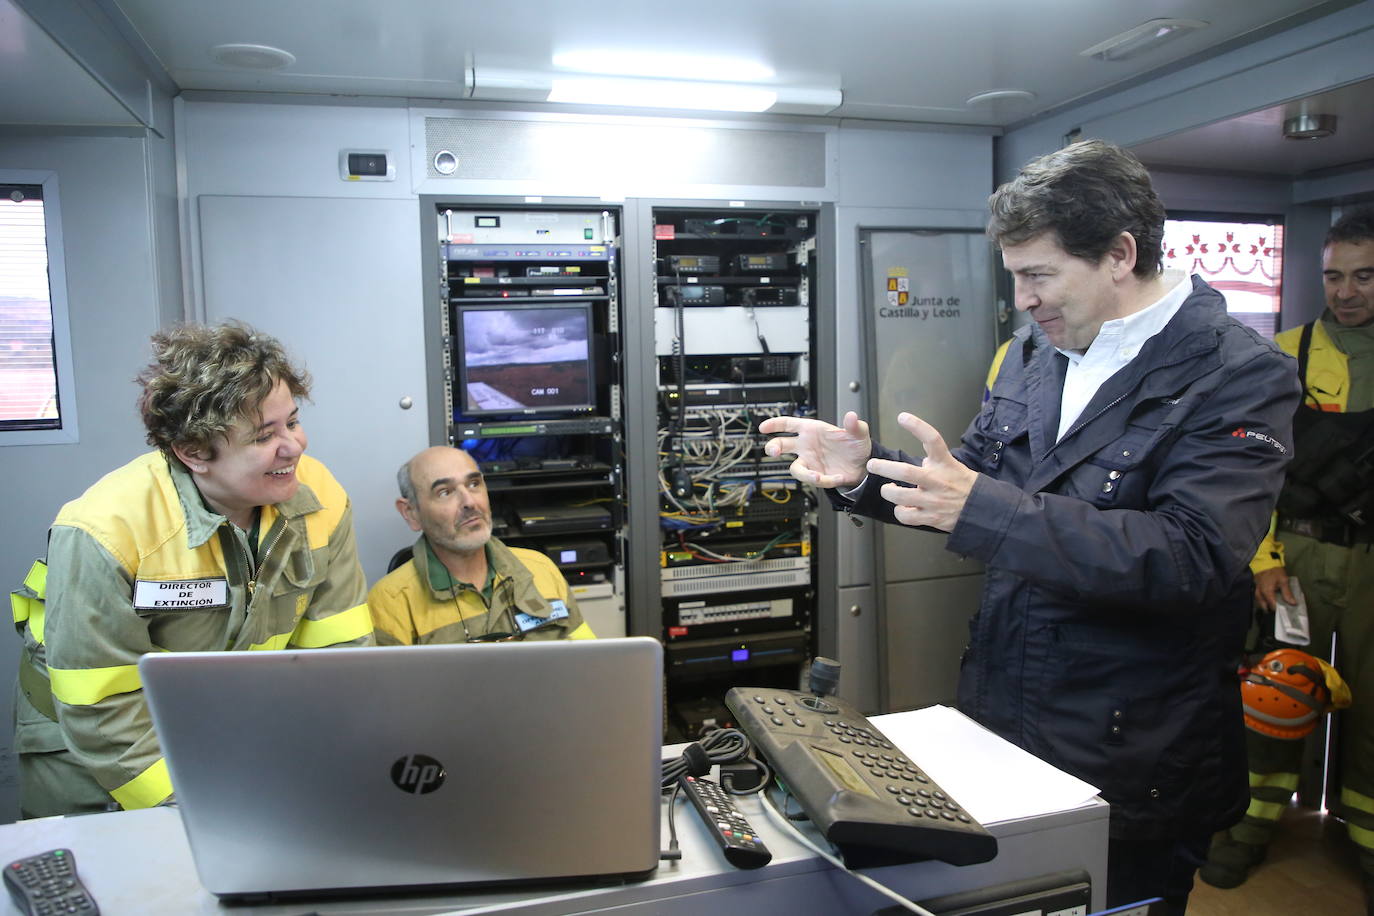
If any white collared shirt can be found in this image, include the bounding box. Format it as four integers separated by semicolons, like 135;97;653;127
1056;271;1192;441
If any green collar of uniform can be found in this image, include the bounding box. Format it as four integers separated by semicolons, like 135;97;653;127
1323;311;1374;357
166;451;323;549
418;536;496;601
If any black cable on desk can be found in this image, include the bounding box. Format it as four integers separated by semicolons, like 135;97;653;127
660;727;768;861
660;728;752;789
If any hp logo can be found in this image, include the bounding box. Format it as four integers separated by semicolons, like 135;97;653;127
391;754;447;794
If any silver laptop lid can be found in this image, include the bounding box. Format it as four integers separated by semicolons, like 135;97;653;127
139;638;663;897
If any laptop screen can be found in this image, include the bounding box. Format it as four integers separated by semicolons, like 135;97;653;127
140;638;663;898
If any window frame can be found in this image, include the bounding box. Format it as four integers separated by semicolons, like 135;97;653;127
1;169;78;446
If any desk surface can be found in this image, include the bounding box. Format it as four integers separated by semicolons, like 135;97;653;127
0;712;1109;915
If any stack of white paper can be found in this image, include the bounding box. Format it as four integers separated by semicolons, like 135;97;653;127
874;705;1102;824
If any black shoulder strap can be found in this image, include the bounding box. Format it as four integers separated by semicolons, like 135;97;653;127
1297;321;1318;408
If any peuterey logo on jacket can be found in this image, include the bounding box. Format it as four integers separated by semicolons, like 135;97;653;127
391;754;447;794
1231;427;1288;453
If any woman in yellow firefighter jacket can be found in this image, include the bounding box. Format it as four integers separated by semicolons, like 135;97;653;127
11;322;373;817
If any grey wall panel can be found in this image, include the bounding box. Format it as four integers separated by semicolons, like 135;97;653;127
0;133;165;823
180;99;412;201
862;229;998;583
836;584;879;714
835;124;992;210
198;195;429;584
425;116;827;188
884;574;983;712
830;207;991;589
1150;169;1292;215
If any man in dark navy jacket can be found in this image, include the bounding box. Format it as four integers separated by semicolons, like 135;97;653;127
761;139;1300;915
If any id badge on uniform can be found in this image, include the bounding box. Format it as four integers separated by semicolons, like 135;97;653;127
133;578;229;612
514;599;570;633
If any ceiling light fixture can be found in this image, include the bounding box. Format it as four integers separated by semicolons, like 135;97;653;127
1283;113;1337;140
965;89;1037;107
549;77;778;112
1080;19;1207;62
551;51;773;83
468;68;841;116
209;43;296;71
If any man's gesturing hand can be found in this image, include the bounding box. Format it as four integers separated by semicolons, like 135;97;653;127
759;411;871;489
867;413;977;532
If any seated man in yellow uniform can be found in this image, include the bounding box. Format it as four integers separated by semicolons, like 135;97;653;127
368;446;594;644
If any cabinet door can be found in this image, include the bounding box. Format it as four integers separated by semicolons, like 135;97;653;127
860;229;997;583
859;229;997;711
199;195;428;583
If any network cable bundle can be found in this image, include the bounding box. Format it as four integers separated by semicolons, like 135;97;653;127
652;206;819;744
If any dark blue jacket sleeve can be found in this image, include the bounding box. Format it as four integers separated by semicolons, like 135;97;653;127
850;346;1300;610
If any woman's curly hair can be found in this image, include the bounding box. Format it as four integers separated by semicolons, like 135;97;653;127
137;321;310;459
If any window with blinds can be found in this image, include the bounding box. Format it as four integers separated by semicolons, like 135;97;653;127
1163;214;1284;339
1;184;62;431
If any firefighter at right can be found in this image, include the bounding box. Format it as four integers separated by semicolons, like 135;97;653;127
1200;207;1374;912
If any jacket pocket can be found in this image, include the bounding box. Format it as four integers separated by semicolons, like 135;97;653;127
979;398;1029;475
1076;426;1158;505
1031;622;1189;809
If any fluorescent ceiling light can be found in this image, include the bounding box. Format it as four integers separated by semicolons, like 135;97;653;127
548;77;778;112
1080;18;1207;62
552;51;773;83
469;68;841;115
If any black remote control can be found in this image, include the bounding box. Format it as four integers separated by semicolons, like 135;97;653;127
4;848;99;915
679;775;772;869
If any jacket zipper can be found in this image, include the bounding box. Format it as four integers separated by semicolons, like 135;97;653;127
245;524;286;600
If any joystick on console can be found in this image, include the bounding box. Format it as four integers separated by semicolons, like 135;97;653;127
799;656;841;713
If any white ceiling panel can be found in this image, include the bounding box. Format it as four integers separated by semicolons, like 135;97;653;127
109;0;1348;126
0;0;141;127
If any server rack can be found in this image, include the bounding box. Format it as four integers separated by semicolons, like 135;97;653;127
426;204;629;637
650;205;822;740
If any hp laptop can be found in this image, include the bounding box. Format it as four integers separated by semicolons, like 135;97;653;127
139;637;663;899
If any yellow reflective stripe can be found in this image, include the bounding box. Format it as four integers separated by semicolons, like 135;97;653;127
1245;798;1285;821
10;590;31;624
1248;770;1299;790
1342;787;1374;816
11;594;46;643
24;560;47;598
1348;820;1374;852
109;757;172;810
569;622;596;640
249;632;292;652
291;603;372;648
11;560;49;640
24;597;45;644
47;664;141;706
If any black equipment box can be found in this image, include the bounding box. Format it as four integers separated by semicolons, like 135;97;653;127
663;285;726;306
663;255;720;274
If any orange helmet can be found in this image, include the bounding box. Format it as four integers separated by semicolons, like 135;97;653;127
1241;648;1330;740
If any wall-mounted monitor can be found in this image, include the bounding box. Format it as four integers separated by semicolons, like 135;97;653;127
454;303;596;417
